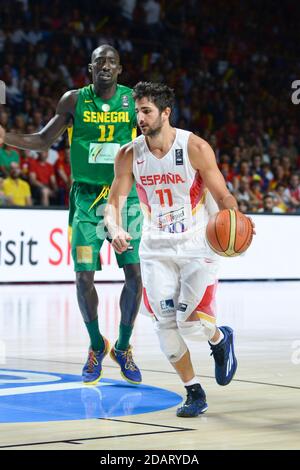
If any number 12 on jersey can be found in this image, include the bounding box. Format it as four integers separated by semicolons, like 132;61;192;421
155;188;173;207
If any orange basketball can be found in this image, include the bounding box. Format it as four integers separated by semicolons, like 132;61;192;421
206;209;253;257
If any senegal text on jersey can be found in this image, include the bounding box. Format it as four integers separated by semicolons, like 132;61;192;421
83;111;130;123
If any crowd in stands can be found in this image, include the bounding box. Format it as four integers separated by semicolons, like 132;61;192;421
0;0;300;212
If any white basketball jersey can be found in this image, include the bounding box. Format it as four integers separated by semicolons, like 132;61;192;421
132;128;216;239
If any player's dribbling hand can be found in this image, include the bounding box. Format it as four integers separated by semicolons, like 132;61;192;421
247;216;256;235
111;228;132;254
0;125;6;145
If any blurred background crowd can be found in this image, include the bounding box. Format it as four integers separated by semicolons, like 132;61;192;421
0;0;299;213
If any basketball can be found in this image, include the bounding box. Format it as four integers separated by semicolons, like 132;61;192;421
206;209;253;257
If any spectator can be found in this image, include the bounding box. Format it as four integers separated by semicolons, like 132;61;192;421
0;176;12;206
0;0;300;209
285;174;300;212
233;160;252;191
0;111;10;128
2;161;32;206
35;42;48;69
252;154;263;177
273;183;290;213
29;151;58;206
0;143;20;176
250;179;264;211
235;176;252;205
260;163;274;192
26;25;43;46
19;152;33;181
143;0;162;39
269;165;289;190
258;194;284;214
220;163;234;192
117;29;133;54
119;0;137;25
54;149;71;206
265;143;280;163
238;200;250;214
280;135;299;168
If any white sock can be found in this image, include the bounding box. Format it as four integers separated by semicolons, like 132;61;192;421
183;377;199;387
209;329;224;345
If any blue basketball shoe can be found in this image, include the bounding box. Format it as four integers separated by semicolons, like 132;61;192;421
209;326;237;386
110;344;142;385
82;337;110;386
176;384;208;417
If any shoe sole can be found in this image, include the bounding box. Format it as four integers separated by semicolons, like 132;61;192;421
83;370;103;386
177;405;208;417
110;350;142;385
83;338;110;386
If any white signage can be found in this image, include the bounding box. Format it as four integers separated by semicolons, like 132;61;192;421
0;210;299;281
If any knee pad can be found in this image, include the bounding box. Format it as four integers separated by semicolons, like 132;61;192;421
178;319;217;342
154;322;187;363
178;320;204;341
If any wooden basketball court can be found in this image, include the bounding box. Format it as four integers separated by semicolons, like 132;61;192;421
0;282;299;450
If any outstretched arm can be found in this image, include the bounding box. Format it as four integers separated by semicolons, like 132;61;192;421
0;90;78;150
105;144;135;253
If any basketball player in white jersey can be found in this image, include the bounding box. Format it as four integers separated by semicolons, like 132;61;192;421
105;82;255;417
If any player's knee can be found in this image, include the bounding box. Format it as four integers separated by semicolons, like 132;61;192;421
123;264;142;293
76;271;95;294
154;322;187;363
177;320;203;339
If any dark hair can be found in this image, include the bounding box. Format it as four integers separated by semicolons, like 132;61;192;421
132;81;175;113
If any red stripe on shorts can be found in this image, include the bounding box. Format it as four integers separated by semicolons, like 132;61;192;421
143;287;154;315
195;282;218;317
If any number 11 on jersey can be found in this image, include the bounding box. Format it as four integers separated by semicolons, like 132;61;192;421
155;188;173;207
98;125;115;142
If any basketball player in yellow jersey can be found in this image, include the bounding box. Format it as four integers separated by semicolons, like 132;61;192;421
105;82;255;416
0;46;143;386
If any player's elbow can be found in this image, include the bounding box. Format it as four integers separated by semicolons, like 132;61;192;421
31;133;50;151
38;137;52;151
39;143;50;152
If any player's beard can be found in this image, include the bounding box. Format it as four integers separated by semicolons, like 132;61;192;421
141;115;163;137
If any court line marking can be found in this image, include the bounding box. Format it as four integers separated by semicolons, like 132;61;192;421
4;357;300;390
0;421;194;449
0;381;110;397
97;417;193;430
63;441;82;445
0;370;193;449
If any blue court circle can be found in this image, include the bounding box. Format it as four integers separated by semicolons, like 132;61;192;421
0;369;182;423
